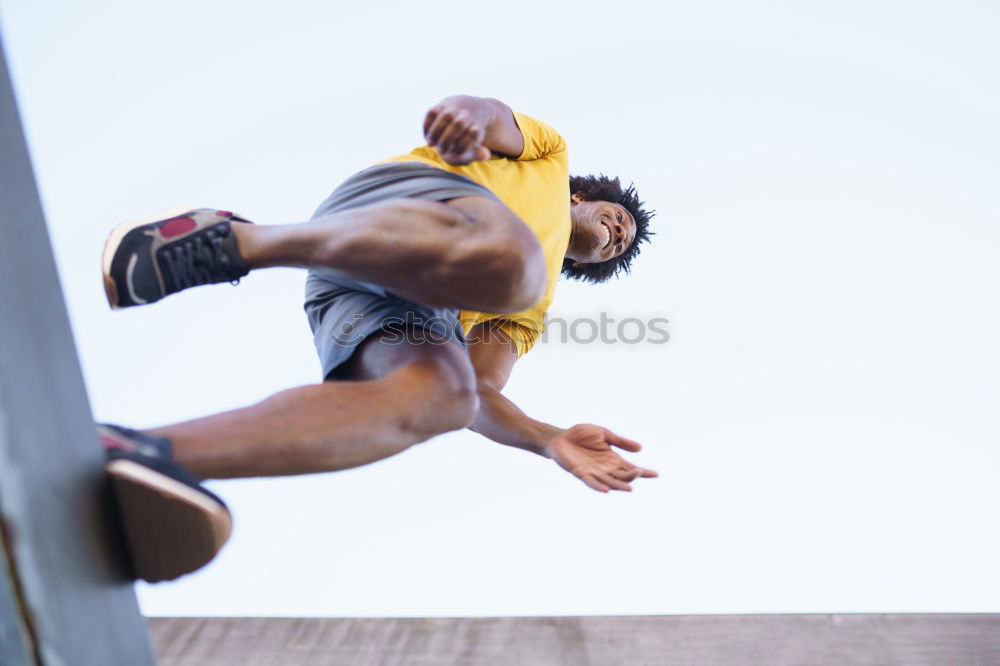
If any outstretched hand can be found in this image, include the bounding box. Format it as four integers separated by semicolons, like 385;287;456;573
545;424;658;493
423;100;492;166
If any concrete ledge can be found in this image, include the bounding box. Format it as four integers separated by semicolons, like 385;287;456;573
149;614;1000;666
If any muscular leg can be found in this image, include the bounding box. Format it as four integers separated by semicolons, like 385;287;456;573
231;196;546;314
127;196;541;479
145;329;477;479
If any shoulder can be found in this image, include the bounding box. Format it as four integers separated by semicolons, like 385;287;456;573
511;112;568;162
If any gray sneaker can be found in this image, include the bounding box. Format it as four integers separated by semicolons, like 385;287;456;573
101;207;253;309
99;423;232;582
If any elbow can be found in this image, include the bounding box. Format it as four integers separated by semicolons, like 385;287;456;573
467;385;496;434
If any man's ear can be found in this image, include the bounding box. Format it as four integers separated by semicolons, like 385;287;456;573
570;192;586;205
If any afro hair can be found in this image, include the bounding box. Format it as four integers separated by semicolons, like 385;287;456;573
563;174;655;283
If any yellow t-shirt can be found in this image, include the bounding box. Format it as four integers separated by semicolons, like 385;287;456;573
378;111;571;357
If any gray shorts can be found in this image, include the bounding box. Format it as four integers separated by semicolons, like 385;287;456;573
303;162;499;380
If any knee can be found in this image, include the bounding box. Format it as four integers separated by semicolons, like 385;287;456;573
428;381;479;435
394;358;479;442
480;234;547;313
382;199;547;313
454;216;547;314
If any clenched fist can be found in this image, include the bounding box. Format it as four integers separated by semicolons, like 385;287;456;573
423;98;493;166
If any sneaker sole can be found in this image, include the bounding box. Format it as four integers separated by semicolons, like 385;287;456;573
101;205;195;310
107;458;232;583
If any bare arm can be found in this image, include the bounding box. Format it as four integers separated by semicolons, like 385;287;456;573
467;322;658;493
423;96;525;166
468;323;560;457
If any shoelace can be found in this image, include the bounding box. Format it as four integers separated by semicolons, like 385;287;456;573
161;225;238;289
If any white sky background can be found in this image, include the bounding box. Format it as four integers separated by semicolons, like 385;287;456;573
2;0;999;616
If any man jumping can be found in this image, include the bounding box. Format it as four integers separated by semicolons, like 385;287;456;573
99;95;657;582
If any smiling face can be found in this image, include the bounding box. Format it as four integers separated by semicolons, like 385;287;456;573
566;192;637;266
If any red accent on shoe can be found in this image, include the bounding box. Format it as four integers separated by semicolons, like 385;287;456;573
160;216;197;238
217;210;232;217
101;434;134;451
